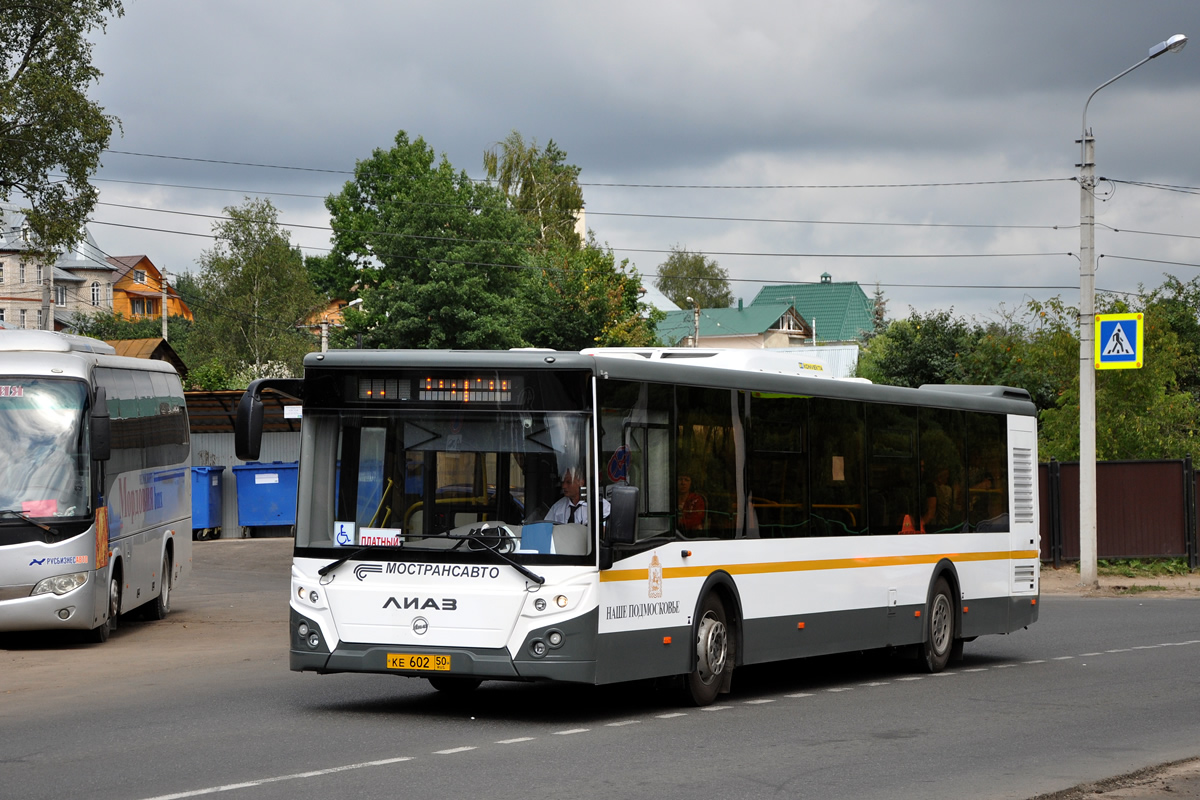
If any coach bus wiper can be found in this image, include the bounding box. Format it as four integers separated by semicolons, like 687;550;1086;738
0;509;56;534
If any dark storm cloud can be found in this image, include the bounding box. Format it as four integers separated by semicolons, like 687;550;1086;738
82;0;1200;319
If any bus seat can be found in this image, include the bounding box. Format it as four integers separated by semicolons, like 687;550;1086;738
552;523;590;555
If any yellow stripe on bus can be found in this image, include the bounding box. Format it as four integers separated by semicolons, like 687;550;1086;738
599;549;1040;583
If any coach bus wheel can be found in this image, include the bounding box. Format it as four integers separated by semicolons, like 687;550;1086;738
428;676;483;694
89;572;121;643
685;594;730;706
145;552;172;620
921;577;955;673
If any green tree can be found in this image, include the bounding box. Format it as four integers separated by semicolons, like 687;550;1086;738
1;0;123;256
189;198;321;380
326;131;533;350
1039;292;1200;461
856;309;976;387
304;251;356;301
68;309;191;344
654;246;733;309
521;236;662;350
483;131;583;249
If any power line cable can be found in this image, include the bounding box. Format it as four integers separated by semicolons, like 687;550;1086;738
99;147;1073;190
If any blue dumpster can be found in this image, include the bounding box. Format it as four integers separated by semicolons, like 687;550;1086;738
191;466;225;540
232;462;298;534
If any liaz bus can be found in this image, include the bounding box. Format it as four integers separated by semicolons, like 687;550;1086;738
237;347;1038;705
0;331;190;642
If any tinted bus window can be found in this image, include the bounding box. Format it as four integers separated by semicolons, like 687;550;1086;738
809;398;867;536
748;393;809;538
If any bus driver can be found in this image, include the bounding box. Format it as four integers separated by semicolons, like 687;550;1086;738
546;467;610;525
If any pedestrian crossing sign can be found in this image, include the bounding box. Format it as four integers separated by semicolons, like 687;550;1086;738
1095;313;1143;370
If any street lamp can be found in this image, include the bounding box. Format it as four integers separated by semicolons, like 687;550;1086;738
1077;33;1186;587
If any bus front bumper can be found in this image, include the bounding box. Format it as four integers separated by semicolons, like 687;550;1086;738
0;579;100;632
289;607;599;684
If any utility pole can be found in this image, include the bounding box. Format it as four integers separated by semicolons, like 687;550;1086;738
161;275;169;341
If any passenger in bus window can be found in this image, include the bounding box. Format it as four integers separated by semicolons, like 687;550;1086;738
922;467;954;532
546;467;610;525
677;474;706;532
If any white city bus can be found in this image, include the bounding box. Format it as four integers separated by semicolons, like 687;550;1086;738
237;347;1038;705
0;331;190;642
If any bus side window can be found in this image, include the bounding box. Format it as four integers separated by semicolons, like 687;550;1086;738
676;386;739;540
747;393;808;538
598;380;672;540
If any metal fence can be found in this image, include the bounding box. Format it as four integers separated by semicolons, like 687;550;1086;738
1039;458;1200;568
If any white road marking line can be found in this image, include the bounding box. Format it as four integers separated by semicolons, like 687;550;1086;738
744;699;776;704
962;668;988;672
656;712;688;718
606;720;641;727
700;705;732;712
860;681;890;687
1023;660;1046;664
826;687;853;692
435;746;477;754
1106;649;1132;653
138;757;414;800
1052;656;1075;661
785;692;814;698
1080;652;1103;656
554;728;589;735
496;737;535;744
896;677;923;682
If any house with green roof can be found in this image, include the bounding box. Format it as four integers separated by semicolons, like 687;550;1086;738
750;272;874;344
655;301;810;349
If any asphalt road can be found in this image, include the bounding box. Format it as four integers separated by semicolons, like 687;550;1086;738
2;540;1199;800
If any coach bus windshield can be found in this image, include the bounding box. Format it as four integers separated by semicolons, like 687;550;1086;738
297;408;595;562
0;378;90;521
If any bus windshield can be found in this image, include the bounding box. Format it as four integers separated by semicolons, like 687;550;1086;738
0;378;90;520
298;408;595;561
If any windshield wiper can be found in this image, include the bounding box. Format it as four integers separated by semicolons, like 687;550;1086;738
318;544;395;576
0;509;56;534
453;527;545;585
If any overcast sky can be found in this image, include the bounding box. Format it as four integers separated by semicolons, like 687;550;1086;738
82;0;1200;323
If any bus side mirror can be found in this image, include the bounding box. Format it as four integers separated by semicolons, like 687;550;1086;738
608;484;639;545
235;383;265;461
90;386;111;462
236;378;305;461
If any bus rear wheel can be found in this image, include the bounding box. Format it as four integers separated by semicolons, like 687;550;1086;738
920;577;955;673
685;594;730;706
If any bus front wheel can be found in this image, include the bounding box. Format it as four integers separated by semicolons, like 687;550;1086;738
685;594;731;706
89;572;121;643
920;577;955;672
145;552;172;620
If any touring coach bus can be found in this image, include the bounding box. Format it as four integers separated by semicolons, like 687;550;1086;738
236;347;1038;705
0;331;190;642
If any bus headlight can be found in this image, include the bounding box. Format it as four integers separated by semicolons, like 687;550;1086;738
31;572;88;597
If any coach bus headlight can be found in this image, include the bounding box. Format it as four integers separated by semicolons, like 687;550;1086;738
31;572;88;597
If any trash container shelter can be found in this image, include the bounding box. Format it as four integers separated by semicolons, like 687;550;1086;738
232;461;298;537
190;465;225;541
186;389;301;539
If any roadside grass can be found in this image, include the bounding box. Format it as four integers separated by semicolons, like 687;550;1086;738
1115;584;1170;595
1097;558;1193;578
